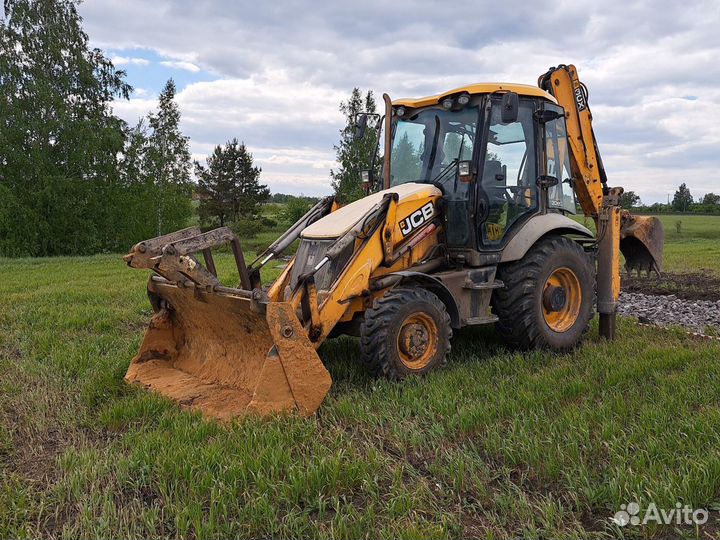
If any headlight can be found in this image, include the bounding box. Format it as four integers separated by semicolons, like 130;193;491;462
457;93;470;106
441;97;454;110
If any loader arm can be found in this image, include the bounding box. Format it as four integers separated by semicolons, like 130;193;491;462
538;64;664;338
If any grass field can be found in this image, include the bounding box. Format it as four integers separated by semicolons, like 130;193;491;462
1;215;720;538
573;214;720;277
659;213;720;278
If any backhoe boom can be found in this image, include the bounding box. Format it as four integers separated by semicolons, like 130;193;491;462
539;64;664;338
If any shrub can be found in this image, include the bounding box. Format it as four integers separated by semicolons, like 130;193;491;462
232;217;261;239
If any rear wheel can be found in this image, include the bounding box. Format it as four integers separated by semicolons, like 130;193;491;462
492;236;594;351
360;288;452;379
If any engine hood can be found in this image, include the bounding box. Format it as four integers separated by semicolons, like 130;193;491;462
302;183;442;239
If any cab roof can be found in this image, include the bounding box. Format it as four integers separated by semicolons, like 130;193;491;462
393;83;557;108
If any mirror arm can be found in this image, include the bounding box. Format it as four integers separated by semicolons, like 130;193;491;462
534;109;564;124
367;114;384;190
382;93;392;189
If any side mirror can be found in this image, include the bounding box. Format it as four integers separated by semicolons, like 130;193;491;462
354;114;369;140
500;92;519;124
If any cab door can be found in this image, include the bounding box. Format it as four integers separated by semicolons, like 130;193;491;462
477;97;539;248
542;103;577;214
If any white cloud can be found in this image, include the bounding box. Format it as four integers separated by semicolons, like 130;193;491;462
132;87;150;98
112;96;156;126
159;60;201;73
111;55;150;66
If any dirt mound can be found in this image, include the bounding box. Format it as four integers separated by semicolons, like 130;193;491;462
622;271;720;302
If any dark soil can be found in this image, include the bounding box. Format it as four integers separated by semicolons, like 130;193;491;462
622;271;720;302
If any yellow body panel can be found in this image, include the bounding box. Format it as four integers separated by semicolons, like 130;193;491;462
338;227;442;322
393;82;557;108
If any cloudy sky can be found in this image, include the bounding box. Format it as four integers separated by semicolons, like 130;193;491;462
80;0;719;202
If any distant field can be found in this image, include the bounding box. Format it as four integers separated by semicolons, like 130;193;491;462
2;219;720;538
655;214;720;278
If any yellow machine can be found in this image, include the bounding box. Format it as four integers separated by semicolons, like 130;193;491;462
123;64;664;420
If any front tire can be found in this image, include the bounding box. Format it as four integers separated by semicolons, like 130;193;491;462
492;235;594;351
360;288;452;380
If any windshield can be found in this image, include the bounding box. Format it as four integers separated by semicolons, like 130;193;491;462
389;107;478;187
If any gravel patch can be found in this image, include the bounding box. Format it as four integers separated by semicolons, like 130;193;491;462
618;292;720;334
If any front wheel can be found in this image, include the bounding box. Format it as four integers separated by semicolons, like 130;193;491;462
360;288;452;380
492;236;595;351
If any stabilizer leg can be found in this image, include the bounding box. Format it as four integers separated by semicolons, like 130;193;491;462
597;205;621;340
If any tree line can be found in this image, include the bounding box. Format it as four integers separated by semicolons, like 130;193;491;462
0;0;278;257
0;0;283;257
0;0;378;258
620;184;720;214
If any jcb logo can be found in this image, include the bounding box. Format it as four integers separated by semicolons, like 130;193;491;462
486;222;504;241
399;202;434;237
574;85;587;112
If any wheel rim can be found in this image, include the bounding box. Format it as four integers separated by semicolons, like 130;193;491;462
542;267;582;333
396;312;438;370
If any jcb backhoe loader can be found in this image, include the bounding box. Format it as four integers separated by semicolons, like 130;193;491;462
123;64;664;420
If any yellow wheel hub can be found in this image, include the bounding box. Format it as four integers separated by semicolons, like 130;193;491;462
397;312;438;370
542;267;582;332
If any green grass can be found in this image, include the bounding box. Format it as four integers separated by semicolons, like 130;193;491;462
656;214;720;276
574;213;720;276
1;251;720;539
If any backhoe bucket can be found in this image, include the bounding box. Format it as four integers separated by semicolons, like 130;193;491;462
125;280;332;421
620;213;665;276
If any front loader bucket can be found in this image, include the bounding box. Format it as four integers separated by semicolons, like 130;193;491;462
620;213;665;276
125;279;332;420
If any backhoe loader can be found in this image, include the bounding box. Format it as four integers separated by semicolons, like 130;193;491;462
123;64;664;420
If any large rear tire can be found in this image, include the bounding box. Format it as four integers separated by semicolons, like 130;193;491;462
360;288;452;380
492;236;594;351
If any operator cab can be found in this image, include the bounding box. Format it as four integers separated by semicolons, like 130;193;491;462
373;83;577;264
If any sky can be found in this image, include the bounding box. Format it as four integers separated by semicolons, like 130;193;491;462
79;0;720;202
